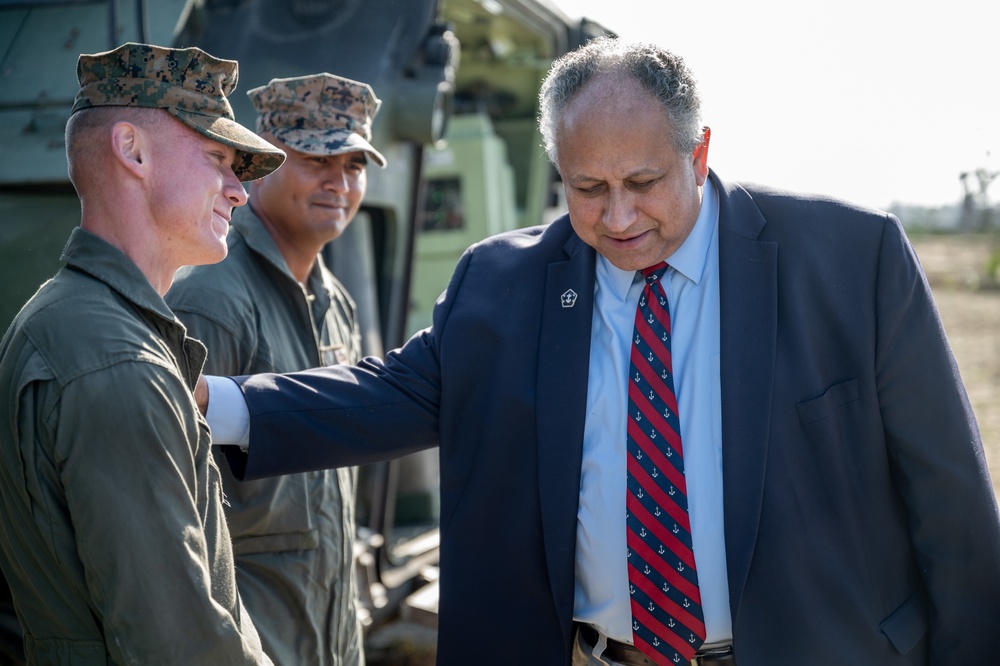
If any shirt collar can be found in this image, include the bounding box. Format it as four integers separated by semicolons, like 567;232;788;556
60;227;177;324
234;204;294;277
598;179;719;301
234;204;329;295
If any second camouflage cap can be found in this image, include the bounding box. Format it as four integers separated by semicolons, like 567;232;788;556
72;42;286;181
249;73;387;168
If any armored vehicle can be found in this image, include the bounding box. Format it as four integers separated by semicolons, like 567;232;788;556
0;0;611;659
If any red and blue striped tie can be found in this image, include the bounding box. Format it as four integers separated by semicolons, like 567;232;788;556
626;262;705;665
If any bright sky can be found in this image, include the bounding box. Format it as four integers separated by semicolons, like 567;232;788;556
560;0;1000;210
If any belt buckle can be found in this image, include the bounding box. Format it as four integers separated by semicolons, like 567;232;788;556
689;643;734;666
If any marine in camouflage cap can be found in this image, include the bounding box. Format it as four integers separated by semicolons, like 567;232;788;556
248;73;387;168
72;42;286;182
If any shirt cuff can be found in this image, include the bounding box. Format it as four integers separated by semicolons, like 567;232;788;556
205;375;251;448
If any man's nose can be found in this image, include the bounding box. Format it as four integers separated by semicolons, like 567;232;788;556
323;167;348;192
604;188;638;231
226;170;248;207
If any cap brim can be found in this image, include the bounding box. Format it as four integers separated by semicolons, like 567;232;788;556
271;127;387;168
173;109;287;181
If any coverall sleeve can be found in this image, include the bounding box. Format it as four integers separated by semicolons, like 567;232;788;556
54;360;269;664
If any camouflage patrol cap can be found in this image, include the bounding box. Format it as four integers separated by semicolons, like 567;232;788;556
249;73;387;168
72;42;286;182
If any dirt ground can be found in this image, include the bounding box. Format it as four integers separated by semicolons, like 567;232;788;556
908;233;1000;500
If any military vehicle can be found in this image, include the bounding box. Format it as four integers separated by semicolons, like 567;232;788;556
0;0;611;659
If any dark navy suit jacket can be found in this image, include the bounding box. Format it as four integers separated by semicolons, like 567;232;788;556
232;171;1000;665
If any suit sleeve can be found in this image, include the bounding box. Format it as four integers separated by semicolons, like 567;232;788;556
874;217;1000;660
229;242;481;480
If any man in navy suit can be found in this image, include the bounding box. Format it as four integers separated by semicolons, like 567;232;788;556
202;37;1000;665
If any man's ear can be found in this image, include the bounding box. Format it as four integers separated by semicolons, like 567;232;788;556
109;121;147;179
692;126;711;186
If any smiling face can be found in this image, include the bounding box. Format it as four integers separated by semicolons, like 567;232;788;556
250;135;368;257
147;117;248;268
556;73;710;272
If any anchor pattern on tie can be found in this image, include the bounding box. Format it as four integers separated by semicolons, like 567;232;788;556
626;262;705;665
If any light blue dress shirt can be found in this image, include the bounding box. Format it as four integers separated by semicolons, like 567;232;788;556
572;180;731;645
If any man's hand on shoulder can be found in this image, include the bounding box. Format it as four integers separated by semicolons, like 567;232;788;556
194;375;209;416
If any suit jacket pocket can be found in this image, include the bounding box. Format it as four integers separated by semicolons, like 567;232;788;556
796;378;859;424
879;590;928;655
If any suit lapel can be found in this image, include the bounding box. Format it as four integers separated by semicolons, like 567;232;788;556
714;173;778;619
536;226;595;644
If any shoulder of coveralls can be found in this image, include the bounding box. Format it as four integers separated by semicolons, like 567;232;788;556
168;231;259;319
13;269;184;389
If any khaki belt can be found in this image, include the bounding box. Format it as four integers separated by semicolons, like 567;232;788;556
576;623;736;666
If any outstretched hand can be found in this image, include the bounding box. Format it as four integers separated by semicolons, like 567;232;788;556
194;375;209;416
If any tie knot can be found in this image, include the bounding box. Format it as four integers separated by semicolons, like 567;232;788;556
641;262;668;285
